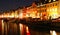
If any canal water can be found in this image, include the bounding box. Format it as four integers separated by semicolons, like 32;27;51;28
0;19;60;35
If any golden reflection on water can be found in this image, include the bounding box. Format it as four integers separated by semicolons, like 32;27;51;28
50;30;57;35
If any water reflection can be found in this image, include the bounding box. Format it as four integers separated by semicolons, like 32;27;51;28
1;19;49;35
1;19;60;35
19;23;23;35
26;26;30;35
19;23;30;35
50;30;57;35
2;20;4;35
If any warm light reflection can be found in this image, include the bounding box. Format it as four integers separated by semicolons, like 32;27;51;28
26;26;29;33
19;23;23;35
2;20;4;35
53;31;57;35
26;26;30;35
50;30;57;35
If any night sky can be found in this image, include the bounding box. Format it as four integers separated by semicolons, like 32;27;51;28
0;0;39;12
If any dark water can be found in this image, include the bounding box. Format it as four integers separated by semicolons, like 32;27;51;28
1;20;60;35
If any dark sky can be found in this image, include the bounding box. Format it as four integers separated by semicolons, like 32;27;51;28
0;0;39;12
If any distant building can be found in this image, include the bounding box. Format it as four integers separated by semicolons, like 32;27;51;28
0;0;60;20
39;0;59;19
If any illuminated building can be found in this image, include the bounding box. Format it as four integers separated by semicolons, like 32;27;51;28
39;5;48;20
26;2;38;18
18;9;23;19
39;0;58;19
0;0;59;20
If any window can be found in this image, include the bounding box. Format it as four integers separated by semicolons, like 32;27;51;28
49;0;51;2
53;0;56;1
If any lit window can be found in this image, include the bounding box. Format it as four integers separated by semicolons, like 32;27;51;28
50;9;51;12
53;0;56;1
19;13;23;18
47;9;49;12
52;8;54;12
55;8;57;12
49;0;51;2
26;14;29;17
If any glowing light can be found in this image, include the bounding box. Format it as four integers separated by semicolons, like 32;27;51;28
52;12;58;19
19;24;23;35
48;8;58;19
3;14;8;18
53;0;56;1
26;14;29;17
9;12;15;18
26;26;30;35
53;31;57;35
7;13;10;18
0;15;3;18
49;0;51;2
47;9;49;12
26;26;29;33
19;24;23;32
37;13;40;18
19;13;23;18
55;8;57;12
40;13;42;20
14;11;19;18
2;20;4;35
51;14;58;19
52;8;54;12
30;12;36;18
50;30;57;35
50;9;51;12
